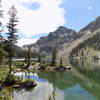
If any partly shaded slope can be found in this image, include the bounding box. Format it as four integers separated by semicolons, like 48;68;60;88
23;17;100;59
69;32;100;59
23;26;78;55
59;17;100;59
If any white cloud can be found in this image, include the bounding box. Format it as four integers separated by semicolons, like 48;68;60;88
88;6;92;10
17;38;38;46
2;0;65;36
2;0;65;46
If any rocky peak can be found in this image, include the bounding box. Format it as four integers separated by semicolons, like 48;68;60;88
53;26;76;35
36;36;47;45
23;16;100;57
54;26;69;34
80;16;100;32
36;26;77;45
96;16;100;21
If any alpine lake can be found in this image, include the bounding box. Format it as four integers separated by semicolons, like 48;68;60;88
1;59;100;100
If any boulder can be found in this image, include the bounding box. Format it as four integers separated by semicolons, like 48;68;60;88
66;66;71;70
55;67;66;71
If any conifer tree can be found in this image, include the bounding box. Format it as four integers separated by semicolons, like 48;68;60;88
51;47;57;66
27;47;32;67
6;5;19;74
59;58;63;67
38;54;41;63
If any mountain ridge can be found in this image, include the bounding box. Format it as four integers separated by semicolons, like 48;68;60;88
23;26;78;55
23;16;100;59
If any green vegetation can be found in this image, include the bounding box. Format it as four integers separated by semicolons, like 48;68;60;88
24;47;32;69
0;49;8;66
38;54;41;63
0;1;36;91
0;67;9;83
6;5;19;75
70;32;100;59
0;89;13;100
0;0;100;99
0;1;20;85
51;47;57;66
0;66;20;86
59;58;63;67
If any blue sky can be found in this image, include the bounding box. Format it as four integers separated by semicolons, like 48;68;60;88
30;0;100;38
2;0;100;46
62;0;100;31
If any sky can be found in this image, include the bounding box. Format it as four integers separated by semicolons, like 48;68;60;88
1;0;100;46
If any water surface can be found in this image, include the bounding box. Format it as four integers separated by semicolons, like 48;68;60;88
13;69;100;100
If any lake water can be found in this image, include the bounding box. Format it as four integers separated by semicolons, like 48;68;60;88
1;59;100;100
13;59;100;100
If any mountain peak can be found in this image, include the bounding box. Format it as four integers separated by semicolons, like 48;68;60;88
57;26;67;30
80;16;100;32
96;16;100;21
54;26;76;35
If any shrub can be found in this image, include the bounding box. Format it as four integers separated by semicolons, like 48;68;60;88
0;89;13;100
4;75;20;86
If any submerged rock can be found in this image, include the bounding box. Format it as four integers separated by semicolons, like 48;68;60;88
22;80;37;88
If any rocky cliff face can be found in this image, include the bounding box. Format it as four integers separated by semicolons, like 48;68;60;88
69;17;100;59
23;26;78;55
59;16;100;59
80;17;100;32
23;16;100;58
37;26;77;45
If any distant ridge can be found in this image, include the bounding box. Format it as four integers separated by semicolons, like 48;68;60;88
23;16;100;59
23;26;77;55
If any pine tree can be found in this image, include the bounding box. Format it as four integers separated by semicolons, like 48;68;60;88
27;47;32;67
6;5;19;74
38;54;41;63
59;58;63;67
51;47;57;66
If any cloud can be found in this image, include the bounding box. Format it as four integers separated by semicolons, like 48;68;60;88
2;0;65;46
2;0;65;36
17;38;38;46
88;6;92;10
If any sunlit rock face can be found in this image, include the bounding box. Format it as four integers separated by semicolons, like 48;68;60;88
23;17;100;59
80;16;100;33
23;26;77;55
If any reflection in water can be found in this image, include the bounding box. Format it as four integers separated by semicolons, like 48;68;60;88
39;71;100;100
13;70;100;100
70;58;100;68
64;84;97;100
14;82;54;100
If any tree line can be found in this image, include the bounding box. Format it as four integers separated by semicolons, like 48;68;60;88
69;32;100;59
0;0;65;74
0;0;19;75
